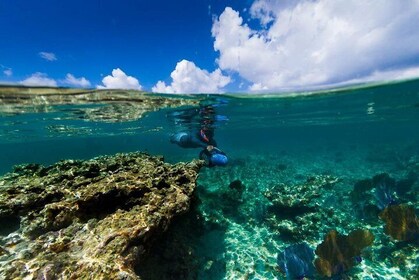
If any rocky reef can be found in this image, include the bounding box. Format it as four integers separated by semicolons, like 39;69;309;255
0;86;200;122
263;175;345;242
0;152;203;279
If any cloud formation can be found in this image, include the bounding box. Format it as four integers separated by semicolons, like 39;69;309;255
1;65;12;77
97;68;142;90
3;69;12;77
212;1;419;91
152;59;231;93
39;51;57;61
20;72;57;87
63;73;91;88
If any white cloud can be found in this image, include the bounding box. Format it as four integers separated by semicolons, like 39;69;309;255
97;68;142;90
1;65;12;77
3;69;12;77
339;66;419;86
212;1;419;91
63;73;91;87
39;52;57;61
152;59;231;94
20;72;57;87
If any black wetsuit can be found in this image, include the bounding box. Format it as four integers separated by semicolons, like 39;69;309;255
172;129;217;149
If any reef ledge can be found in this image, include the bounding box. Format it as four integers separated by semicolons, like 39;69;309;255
0;152;203;279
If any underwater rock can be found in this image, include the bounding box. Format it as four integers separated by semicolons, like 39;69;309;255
0;152;203;279
137;198;228;280
264;175;339;218
0;87;200;122
350;173;408;220
314;229;374;277
277;163;288;171
228;179;246;193
263;175;344;242
277;243;315;279
379;204;419;242
351;179;374;201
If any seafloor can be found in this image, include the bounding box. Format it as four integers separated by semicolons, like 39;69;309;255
138;145;418;280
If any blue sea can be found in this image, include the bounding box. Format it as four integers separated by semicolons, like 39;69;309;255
0;79;418;279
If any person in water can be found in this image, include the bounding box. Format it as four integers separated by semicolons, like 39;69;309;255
169;102;228;167
170;127;228;167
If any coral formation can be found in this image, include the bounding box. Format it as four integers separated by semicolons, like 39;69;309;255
379;204;419;242
277;243;315;279
263;175;343;241
350;173;414;220
0;152;203;279
314;229;374;277
264;175;339;219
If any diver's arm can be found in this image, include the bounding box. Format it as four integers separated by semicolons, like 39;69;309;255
211;146;226;155
199;148;214;167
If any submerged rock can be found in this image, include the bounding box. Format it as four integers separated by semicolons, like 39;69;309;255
228;179;246;193
0;152;203;279
263;175;344;241
350;173;417;221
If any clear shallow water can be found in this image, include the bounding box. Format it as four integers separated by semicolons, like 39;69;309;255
0;80;418;279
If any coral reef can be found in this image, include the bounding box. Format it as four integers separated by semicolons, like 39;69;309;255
379;204;419;242
136;197;228;280
263;175;344;241
187;152;418;279
350;173;417;220
314;229;374;277
0;152;203;279
277;243;315;279
264;175;339;216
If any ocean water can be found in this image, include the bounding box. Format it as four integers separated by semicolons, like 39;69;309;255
0;79;418;279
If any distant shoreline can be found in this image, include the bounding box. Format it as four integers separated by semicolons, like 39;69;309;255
1;77;418;98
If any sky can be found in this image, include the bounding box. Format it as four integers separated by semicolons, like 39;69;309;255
1;0;419;93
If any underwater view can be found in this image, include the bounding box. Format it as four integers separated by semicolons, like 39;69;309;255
0;79;418;280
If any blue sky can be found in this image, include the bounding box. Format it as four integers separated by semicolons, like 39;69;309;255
1;0;419;93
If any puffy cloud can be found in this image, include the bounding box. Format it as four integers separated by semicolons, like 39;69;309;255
212;1;419;91
97;68;142;90
152;59;231;94
39;51;57;61
20;72;57;87
63;73;91;88
249;0;297;26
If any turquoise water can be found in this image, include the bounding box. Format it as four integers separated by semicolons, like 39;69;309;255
1;80;419;279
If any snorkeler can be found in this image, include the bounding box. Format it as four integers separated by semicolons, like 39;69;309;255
169;126;216;148
168;101;228;167
170;128;228;167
